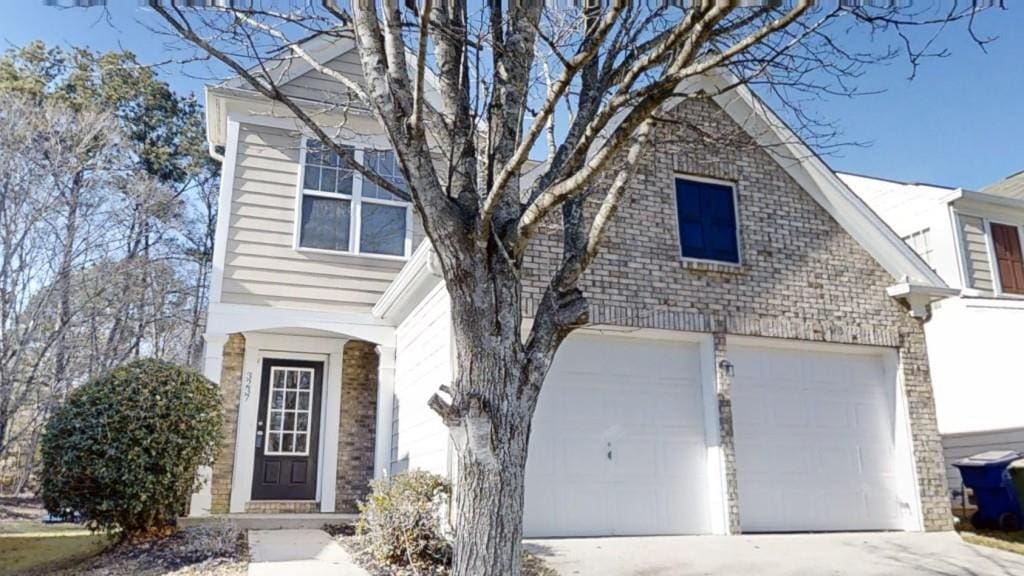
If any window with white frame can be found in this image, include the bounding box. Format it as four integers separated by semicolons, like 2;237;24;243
902;228;933;266
298;139;411;257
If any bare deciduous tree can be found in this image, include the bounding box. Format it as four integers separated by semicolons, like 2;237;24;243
148;2;993;573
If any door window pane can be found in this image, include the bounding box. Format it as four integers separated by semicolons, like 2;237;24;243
300;196;351;251
265;367;316;456
360;203;406;256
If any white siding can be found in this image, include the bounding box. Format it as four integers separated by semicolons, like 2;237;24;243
944;428;1024;495
958;214;995;293
924;297;1024;435
391;284;452;475
221;123;422;313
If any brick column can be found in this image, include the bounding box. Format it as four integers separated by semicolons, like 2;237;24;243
900;326;954;531
714;332;742;534
335;341;379;512
210;333;245;515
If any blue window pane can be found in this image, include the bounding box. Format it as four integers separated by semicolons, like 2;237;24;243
304;139;353;195
360;203;406;256
300;196;351;251
674;178;739;263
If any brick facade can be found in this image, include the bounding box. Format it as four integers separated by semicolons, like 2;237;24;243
210;333;245;514
335;340;380;513
522;96;951;531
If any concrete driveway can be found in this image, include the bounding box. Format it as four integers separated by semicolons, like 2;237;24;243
525;532;1024;576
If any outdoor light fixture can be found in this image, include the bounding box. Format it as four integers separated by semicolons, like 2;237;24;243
718;359;735;377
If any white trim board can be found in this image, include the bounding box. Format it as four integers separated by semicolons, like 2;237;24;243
209;118;239;305
206;302;395;347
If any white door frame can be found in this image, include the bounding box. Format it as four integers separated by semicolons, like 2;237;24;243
726;335;924;532
230;332;346;513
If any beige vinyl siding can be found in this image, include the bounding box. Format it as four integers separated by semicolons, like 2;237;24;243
222;123;422;313
280;51;366;105
958;214;994;293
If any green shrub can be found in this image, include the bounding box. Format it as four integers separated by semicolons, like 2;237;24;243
40;359;222;536
356;470;452;569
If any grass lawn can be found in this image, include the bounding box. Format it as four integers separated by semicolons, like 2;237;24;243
961;530;1024;556
0;530;110;576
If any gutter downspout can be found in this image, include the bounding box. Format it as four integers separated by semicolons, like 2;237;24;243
208;141;225;163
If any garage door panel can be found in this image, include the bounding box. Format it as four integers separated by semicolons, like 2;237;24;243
732;343;904;532
559;483;614;536
525;334;710;537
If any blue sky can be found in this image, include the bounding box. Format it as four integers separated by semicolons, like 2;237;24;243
2;3;1020;190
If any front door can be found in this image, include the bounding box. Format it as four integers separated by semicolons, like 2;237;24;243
252;359;323;501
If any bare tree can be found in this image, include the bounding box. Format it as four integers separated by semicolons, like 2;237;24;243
148;2;993;573
0;96;122;489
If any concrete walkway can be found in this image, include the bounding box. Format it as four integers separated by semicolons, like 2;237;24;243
526;532;1024;576
248;529;367;576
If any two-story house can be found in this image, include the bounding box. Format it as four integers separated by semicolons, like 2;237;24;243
842;172;1024;495
187;38;957;537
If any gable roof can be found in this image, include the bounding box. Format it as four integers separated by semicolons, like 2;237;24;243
984;170;1024;200
206;32;445;150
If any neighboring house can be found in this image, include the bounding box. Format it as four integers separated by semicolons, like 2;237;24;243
842;172;1024;495
188;37;958;537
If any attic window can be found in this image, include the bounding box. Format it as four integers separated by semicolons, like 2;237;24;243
674;176;740;264
297;139;411;258
902;228;933;266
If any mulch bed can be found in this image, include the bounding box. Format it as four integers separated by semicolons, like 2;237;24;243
49;522;248;576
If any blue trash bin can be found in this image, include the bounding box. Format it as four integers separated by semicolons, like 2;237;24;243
954;450;1023;530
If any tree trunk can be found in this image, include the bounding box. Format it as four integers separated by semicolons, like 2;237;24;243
448;346;532;576
441;257;546;576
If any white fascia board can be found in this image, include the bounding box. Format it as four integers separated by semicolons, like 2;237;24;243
953;190;1024;218
205;301;395;346
886;282;961;319
373;242;444;324
694;73;947;289
205;85;225;149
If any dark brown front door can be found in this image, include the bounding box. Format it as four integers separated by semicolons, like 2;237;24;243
252;359;323;501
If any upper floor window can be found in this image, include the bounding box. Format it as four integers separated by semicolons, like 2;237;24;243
990;222;1024;295
674;177;740;264
298;139;411;257
902;228;933;266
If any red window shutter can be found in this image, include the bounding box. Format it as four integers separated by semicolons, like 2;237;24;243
991;223;1024;294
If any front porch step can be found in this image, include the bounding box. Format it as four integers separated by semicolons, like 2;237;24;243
179;512;358;531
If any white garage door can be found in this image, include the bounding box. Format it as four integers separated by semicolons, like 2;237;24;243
730;342;906;532
524;334;711;537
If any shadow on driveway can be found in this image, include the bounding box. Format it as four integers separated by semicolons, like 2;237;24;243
524;532;1024;576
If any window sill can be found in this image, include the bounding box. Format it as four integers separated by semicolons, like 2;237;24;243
295;245;410;263
679;258;745;274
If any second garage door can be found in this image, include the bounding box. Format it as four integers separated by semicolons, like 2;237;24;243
523;334;711;537
730;342;908;532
